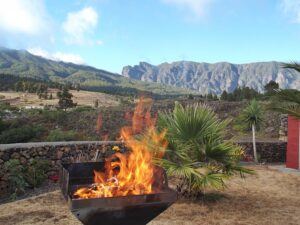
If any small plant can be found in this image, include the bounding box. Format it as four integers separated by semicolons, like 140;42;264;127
4;159;28;198
4;159;50;199
25;159;50;188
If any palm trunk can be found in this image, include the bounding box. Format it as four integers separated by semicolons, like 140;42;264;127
252;124;258;163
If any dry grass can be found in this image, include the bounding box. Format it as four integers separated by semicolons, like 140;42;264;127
0;165;299;225
0;89;119;108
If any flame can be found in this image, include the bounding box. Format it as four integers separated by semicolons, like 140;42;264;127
74;97;167;199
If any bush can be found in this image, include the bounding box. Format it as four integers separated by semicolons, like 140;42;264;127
0;125;45;144
0;118;6;134
46;129;78;142
40;110;67;123
4;159;28;198
25;159;50;188
73;106;94;113
4;159;50;198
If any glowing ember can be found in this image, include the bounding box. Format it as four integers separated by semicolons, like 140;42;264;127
74;98;167;199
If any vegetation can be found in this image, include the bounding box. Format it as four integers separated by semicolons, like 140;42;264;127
4;159;50;199
4;159;28;198
268;89;300;119
57;87;77;110
46;129;78;142
220;87;260;101
267;63;300;119
282;61;300;72
237;99;264;162
0;125;45;144
157;102;251;197
264;80;279;96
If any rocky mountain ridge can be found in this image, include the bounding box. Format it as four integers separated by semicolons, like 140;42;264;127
122;61;300;94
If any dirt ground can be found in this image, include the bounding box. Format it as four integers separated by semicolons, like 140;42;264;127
0;165;299;225
0;89;119;108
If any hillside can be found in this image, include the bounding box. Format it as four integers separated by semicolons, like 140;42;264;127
0;48;193;96
122;61;300;95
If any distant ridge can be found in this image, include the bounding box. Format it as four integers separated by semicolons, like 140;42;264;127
122;61;300;95
0;48;192;96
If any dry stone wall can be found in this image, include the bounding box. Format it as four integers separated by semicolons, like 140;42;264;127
0;140;287;197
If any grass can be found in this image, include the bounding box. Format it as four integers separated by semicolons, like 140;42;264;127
0;165;299;225
0;89;120;108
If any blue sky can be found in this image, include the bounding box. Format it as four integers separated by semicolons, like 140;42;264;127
0;0;299;73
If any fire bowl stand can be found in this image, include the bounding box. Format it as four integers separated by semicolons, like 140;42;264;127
60;162;177;225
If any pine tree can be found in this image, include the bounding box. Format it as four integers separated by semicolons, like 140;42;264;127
57;87;76;111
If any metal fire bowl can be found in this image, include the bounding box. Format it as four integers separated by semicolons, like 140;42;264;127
60;162;177;225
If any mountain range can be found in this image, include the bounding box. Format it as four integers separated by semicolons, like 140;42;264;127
122;61;300;95
0;47;191;96
0;47;299;96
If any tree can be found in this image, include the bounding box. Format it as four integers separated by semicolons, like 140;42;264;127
57;87;76;111
157;102;252;197
220;91;228;100
94;99;99;108
264;80;279;95
238;99;263;162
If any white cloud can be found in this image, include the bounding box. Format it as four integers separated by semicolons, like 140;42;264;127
28;47;85;65
62;7;99;45
162;0;214;19
280;0;300;23
0;0;49;34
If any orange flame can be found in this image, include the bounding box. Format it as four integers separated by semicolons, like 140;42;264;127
74;97;167;199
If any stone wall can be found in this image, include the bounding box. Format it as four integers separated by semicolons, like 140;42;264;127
0;140;287;197
237;140;287;163
279;114;288;141
0;141;124;197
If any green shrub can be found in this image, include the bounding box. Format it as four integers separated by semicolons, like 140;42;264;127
25;159;50;188
46;129;78;142
0;118;6;133
73;106;94;112
41;110;67;123
4;159;28;198
0;125;45;144
4;159;50;198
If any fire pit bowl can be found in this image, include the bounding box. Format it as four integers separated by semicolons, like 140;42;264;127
60;162;177;225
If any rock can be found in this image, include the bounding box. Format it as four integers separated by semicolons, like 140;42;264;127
11;152;20;159
122;61;300;95
56;151;64;159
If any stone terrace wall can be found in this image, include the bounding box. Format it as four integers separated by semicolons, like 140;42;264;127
237;140;287;163
0;141;124;197
0;140;287;197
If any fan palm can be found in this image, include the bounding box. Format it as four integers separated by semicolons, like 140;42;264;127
267;62;300;119
157;102;251;197
268;89;300;119
282;61;300;73
238;99;263;163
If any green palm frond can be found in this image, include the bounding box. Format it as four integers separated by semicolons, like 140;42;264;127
282;62;300;73
157;102;253;196
268;89;300;119
238;99;264;130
